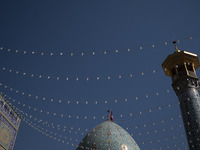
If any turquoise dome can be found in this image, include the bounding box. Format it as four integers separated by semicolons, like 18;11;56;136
77;120;140;150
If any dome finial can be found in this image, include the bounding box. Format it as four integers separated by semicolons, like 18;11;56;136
173;40;179;52
107;110;110;120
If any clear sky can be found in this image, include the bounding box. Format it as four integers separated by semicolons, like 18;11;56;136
0;0;200;149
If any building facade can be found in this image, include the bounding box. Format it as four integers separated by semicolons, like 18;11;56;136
0;95;21;150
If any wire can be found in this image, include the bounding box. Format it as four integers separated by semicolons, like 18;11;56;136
0;82;173;104
0;33;199;57
0;66;159;82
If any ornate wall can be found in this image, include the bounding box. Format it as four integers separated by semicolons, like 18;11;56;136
0;95;21;150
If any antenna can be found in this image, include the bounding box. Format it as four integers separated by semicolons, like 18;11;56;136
173;40;178;52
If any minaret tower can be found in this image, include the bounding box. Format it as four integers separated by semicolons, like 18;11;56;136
162;41;200;149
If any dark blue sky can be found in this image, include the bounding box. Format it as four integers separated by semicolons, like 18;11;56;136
0;0;200;149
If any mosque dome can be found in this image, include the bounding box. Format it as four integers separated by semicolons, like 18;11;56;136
76;120;140;150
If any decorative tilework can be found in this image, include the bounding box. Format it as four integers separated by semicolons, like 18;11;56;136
0;123;12;150
77;121;140;150
0;95;21;150
0;96;20;129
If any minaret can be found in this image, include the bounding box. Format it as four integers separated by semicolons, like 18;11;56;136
162;42;200;149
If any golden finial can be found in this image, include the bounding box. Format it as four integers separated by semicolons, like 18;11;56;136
173;40;179;52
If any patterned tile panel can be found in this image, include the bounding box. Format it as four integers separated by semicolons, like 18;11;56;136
77;121;140;150
0;123;12;150
0;96;20;129
0;95;20;150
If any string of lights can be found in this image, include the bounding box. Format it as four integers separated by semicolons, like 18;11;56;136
18;104;187;150
19;109;188;150
0;34;199;57
18;113;77;146
0;27;197;150
5;86;192;149
4;88;191;149
4;93;184;140
0;66;159;82
150;141;187;150
136;124;184;138
1;91;178;122
2;92;105;120
138;132;185;146
10;102;94;136
15;107;81;135
13;106;81;141
125;114;182;132
0;82;173;104
117;100;179;123
9;97;188;150
22;105;183;138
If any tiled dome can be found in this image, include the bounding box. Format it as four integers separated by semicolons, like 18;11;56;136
77;120;140;150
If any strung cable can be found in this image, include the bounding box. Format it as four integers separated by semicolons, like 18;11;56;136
10;98;187;150
18;105;184;138
0;66;159;82
26;106;185;150
126;121;184;138
4;98;79;134
150;141;187;150
13;106;80;142
20;109;187;150
4;93;181;134
126;114;182;132
0;33;199;57
2;92;106;120
0;82;173;104
9;93;189;150
4;92;189;149
1;91;178;122
18;112;77;147
4;91;188;148
138;132;185;145
117;99;179;123
5;93;184;140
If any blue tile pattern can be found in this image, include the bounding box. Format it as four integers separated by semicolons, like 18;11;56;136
77;121;140;150
0;95;21;150
0;96;20;129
